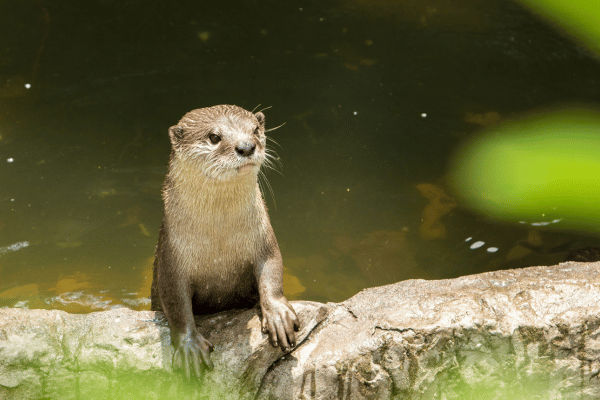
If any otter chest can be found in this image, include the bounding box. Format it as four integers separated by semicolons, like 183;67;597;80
172;207;266;266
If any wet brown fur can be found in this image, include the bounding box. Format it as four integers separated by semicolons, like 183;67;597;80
151;105;274;313
150;105;298;377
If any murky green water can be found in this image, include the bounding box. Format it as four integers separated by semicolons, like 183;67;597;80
1;0;600;311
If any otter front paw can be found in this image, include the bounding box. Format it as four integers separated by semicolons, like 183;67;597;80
260;297;300;352
172;331;214;379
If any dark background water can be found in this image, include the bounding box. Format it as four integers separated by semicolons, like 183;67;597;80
1;0;600;311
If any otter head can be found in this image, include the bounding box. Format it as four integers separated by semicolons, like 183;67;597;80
168;105;267;182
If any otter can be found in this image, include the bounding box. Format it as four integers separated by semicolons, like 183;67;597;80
150;105;299;379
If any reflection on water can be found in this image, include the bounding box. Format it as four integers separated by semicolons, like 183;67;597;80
1;0;600;311
0;240;30;256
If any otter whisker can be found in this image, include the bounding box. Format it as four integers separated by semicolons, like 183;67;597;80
262;158;276;170
251;104;261;113
263;158;283;176
257;105;272;114
258;169;276;210
266;136;283;149
265;147;282;160
265;150;283;171
263;165;283;178
265;122;286;133
257;174;266;203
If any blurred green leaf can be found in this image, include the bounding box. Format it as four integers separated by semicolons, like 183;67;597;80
518;0;600;55
449;109;600;232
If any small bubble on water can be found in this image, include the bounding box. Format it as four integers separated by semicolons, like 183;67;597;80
470;241;485;249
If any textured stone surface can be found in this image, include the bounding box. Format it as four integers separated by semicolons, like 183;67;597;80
260;262;600;399
0;301;326;399
2;262;600;399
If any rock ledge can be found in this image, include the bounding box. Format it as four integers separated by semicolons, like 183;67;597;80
2;262;600;399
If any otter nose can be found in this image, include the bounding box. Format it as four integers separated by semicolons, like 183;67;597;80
235;141;256;157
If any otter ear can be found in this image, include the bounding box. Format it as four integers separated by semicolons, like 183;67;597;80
168;125;184;146
255;112;265;128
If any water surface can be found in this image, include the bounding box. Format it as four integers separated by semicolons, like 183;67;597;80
1;0;600;310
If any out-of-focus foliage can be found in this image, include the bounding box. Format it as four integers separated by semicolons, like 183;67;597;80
518;0;600;55
449;109;600;232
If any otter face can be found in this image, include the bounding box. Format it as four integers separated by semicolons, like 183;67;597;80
168;105;267;181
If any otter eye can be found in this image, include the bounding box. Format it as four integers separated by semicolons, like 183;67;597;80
208;133;221;144
253;127;260;135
